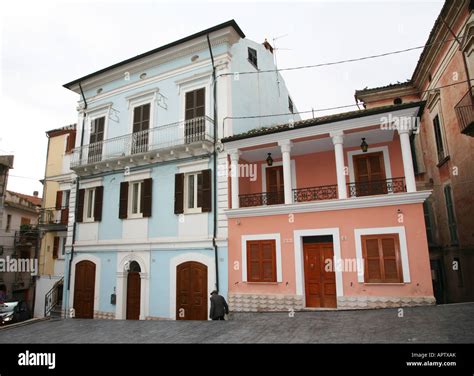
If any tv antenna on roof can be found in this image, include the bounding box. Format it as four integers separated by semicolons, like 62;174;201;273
272;34;291;96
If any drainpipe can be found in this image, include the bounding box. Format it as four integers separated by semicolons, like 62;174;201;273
206;34;219;292
66;82;87;316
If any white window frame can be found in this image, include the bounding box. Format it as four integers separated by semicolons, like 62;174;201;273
354;226;411;283
241;233;282;283
57;236;67;260
83;188;95;223
128;180;144;219
184;172;202;214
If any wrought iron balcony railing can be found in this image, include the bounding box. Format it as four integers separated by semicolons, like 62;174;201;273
293;184;338;202
454;88;474;136
71;116;214;168
39;207;69;226
347;177;406;197
239;190;285;207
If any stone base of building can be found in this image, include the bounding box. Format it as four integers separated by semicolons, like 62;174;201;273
337;296;436;309
145;316;172;320
93;311;115;320
228;293;436;312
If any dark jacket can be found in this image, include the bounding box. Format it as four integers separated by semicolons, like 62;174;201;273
209;294;229;319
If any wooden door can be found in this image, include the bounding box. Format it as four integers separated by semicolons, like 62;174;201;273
185;88;206;143
126;272;141;320
266;166;284;205
176;262;207;320
303;243;337;308
88;117;105;163
132;104;150;154
73;261;96;318
353;152;387;196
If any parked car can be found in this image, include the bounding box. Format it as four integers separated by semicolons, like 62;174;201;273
0;300;30;325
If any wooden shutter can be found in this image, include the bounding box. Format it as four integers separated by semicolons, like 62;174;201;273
362;234;402;283
174;173;184;214
142;178;153;218
53;237;60;259
198;169;212;212
119;182;129;219
55;191;63;210
247;240;276;282
381;237;401;282
94;186;104;222
185;89;205;120
363;237;382;282
65;130;76;153
76;189;85;223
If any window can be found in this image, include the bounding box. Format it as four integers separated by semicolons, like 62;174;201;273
129;181;144;217
248;47;258;69
61;237;67;258
6;214;11;232
361;234;403;283
288;96;294;114
119;179;152;219
423;201;435;246
184;88;205;143
174;170;211;214
444;185;458;245
246;240;277;282
433;115;447;163
20;217;31;226
132;104;150;154
88;117;105;163
84;188;95;222
65;130;76;154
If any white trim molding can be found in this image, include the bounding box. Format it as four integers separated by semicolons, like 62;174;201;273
169;252;216;320
241;233;282;283
225;190;432;218
293;228;343;303
69;254;101;315
354;226;411;283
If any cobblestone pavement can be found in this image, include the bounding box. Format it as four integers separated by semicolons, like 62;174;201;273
0;303;473;343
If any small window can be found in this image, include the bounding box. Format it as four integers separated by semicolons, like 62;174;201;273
433;115;447;163
394;97;403;105
61;237;67;258
246;240;277;282
84;188;95;222
361;234;403;283
288;96;294;113
248;47;258;69
423;201;435;246
20;217;31;226
444;185;458;245
6;215;11;232
184;172;202;213
128;181;144;218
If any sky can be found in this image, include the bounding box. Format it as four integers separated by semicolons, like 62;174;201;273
0;0;444;197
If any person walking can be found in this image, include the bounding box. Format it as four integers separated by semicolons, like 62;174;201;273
209;290;229;320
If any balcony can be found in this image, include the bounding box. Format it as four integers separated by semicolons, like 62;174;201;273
39;207;69;230
455;88;474;136
293;184;338;203
71;116;214;171
240;191;285;207
347;177;406;197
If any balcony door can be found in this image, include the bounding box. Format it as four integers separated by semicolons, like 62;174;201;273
185;88;205;143
88;117;105;163
353;152;387;196
266;166;284;205
132;103;150;154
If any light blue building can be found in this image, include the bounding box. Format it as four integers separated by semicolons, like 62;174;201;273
62;20;298;320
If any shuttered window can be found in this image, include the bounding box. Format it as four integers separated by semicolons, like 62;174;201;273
184;88;205;143
119;179;153;219
65;130;76;154
444;185;458;245
246;240;276;282
132;104;150;154
53;236;60;260
176;169;212;214
433;115;447;163
77;187;103;222
361;234;403;283
248;47;258;68
88;117;105;163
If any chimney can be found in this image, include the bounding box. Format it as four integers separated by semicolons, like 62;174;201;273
263;39;274;54
33;191;38;197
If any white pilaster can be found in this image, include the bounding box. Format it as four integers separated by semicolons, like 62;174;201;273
278;140;293;205
397;128;417;193
331;131;347;199
229;150;241;209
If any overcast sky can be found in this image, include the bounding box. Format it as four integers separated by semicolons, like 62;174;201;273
0;0;443;197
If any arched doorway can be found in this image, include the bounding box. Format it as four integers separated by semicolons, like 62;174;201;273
176;261;207;320
73;261;96;319
126;261;141;320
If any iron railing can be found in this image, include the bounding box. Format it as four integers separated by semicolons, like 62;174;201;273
71;116;214;167
454;88;474;135
39;207;69;226
293;184;338;202
347;177;406;197
239;191;285;207
44;277;64;317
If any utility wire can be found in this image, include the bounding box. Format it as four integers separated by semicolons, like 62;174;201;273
218;36;463;78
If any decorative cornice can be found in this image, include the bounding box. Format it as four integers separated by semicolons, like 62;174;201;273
225;191;432;218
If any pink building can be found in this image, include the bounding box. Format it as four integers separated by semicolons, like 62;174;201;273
222;102;435;311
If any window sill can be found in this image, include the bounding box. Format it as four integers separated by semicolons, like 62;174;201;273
244;281;279;285
436;155;450;168
363;283;406;286
183;209;203;215
126;214;144;220
83;218;95;223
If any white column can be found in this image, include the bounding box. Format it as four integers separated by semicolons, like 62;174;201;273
397;128;417;193
278;140;293;205
230;150;241;209
330;131;347;199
